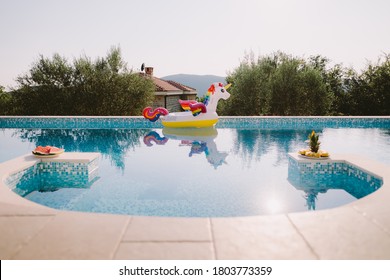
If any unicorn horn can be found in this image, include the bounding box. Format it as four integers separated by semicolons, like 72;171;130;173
224;83;232;90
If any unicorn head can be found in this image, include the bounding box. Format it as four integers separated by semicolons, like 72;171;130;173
202;82;231;113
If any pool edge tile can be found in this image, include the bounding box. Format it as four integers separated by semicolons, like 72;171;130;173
288;206;390;259
11;211;130;260
0;215;55;259
114;241;215;260
122;216;212;242
211;215;317;260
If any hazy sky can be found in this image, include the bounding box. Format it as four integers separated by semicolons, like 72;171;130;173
1;0;389;89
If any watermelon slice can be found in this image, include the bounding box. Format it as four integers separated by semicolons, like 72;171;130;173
48;146;64;154
32;146;64;156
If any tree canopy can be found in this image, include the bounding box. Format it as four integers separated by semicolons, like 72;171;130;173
1;49;390;116
220;52;390;116
0;85;12;115
6;47;155;116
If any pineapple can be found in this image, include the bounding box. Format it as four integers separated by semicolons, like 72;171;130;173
298;130;329;158
309;130;320;153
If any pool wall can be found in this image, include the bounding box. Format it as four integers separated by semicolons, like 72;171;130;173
288;154;383;199
3;153;100;198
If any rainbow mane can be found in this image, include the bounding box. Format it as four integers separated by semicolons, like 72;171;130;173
203;84;216;106
203;91;211;106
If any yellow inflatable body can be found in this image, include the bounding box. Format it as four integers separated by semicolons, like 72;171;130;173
161;112;218;128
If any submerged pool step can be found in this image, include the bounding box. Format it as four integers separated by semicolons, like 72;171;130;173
2;153;101;197
288;153;384;204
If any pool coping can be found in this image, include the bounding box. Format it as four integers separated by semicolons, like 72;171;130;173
1;152;390;259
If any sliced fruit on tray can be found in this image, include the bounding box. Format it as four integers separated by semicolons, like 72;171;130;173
32;145;64;155
298;149;329;158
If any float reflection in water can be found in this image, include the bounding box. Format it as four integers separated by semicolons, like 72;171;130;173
143;127;228;169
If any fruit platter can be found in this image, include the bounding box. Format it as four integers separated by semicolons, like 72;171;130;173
32;146;64;158
297;131;330;159
298;149;329;159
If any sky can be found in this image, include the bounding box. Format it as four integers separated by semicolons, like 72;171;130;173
1;0;389;89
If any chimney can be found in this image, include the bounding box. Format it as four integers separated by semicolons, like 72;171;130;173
145;67;154;76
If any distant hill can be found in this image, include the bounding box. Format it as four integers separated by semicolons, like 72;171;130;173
161;74;226;96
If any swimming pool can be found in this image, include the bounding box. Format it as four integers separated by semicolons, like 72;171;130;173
1;117;389;217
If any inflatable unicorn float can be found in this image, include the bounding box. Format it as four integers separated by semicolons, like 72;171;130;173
143;82;231;128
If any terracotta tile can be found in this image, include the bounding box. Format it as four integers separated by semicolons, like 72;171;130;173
123;216;211;242
211;215;316;259
152;76;182;92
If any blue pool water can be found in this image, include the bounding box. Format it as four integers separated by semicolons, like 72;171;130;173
1;117;389;217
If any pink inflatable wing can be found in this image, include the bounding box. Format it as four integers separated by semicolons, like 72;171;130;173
189;102;207;117
179;100;197;111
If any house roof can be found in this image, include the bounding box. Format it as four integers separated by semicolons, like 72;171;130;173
140;72;196;93
152;77;181;92
152;77;196;93
165;80;196;92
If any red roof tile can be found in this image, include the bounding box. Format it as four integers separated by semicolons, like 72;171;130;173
140;72;197;93
152;77;181;92
165;80;196;92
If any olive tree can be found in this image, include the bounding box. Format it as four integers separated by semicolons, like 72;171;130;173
12;47;155;115
222;52;332;116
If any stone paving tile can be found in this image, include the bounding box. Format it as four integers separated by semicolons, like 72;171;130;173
211;215;317;259
350;176;390;235
0;216;54;259
289;206;390;259
0;202;56;216
12;211;130;260
114;242;214;260
123;216;211;242
352;202;390;235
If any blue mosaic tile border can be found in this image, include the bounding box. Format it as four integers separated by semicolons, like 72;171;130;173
0;117;159;129
218;117;390;129
1;116;390;129
5;159;99;196
5;165;40;194
287;157;383;199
